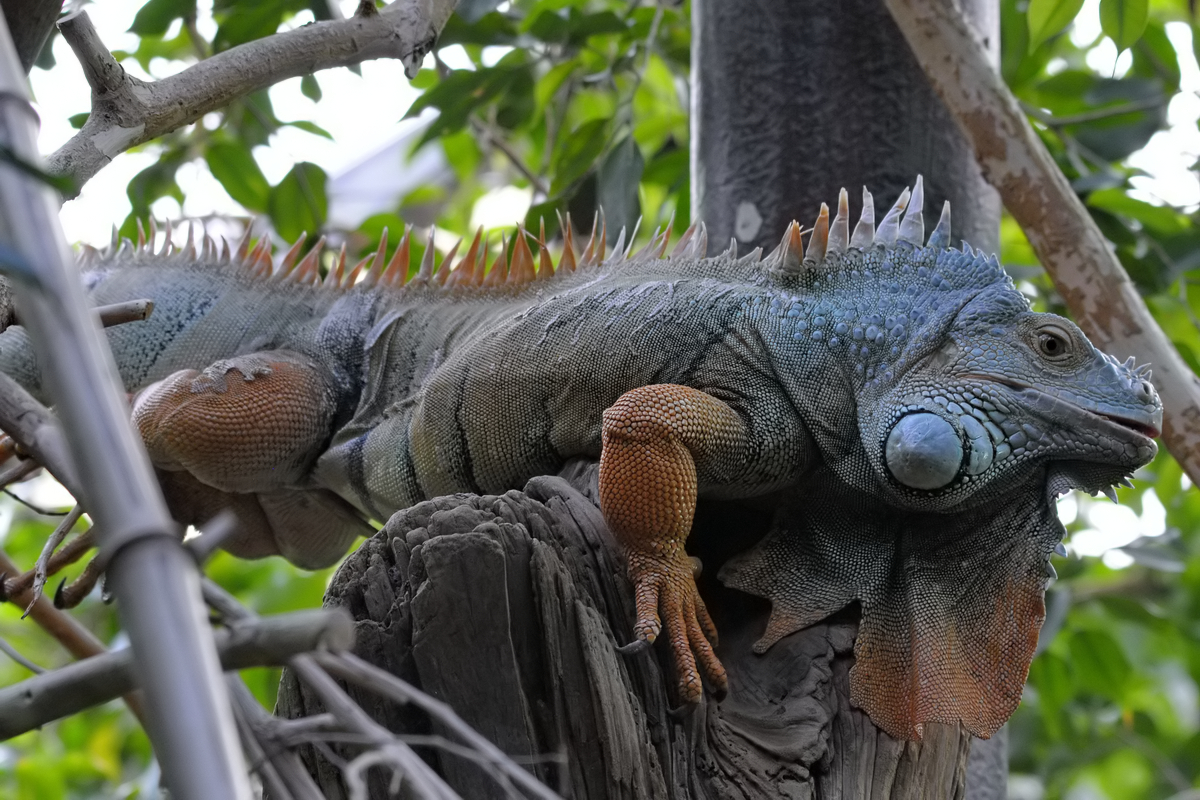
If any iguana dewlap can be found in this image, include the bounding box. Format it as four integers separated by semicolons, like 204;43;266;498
0;178;1161;740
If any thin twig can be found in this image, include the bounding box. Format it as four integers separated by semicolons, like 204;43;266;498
0;633;45;673
26;504;84;615
0;457;39;487
1;526;95;600
3;487;71;515
0;607;355;738
95;299;155;328
0;547;147;725
314;651;562;800
230;687;297;800
0;372;82;496
201;579;462;800
229;675;326;800
1021;96;1167;127
470;119;549;196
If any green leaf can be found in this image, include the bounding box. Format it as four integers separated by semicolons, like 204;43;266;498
1087;188;1187;235
130;0;197;37
495;67;535;130
527;10;570;44
1027;0;1085;52
300;74;322;102
596;136;643;245
1068;629;1131;699
214;1;293;51
126;27;195;70
205;143;270;212
33;29;56;71
125;152;185;218
438;11;517;48
642;146;688;194
1099;0;1147;52
551;118;608;196
286;119;333;139
535;60;578;115
227;90;284;148
1132;21;1179;91
566;9;627;44
68;113;89;130
269;162;327;244
455;0;506;24
406;63;527;147
1029;652;1074;712
440;130;481;182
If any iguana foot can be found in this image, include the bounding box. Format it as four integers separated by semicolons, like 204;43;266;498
625;548;727;702
600;384;749;703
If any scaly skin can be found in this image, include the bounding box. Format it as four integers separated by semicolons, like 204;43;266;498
0;179;1164;738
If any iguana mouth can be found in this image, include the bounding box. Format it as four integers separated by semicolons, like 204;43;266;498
967;376;1161;444
1093;411;1160;439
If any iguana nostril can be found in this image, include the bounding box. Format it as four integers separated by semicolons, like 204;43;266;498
885;413;962;490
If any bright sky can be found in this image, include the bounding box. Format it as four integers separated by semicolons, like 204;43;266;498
19;0;1191;566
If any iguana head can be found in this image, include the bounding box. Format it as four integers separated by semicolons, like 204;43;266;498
867;286;1161;509
761;177;1161;506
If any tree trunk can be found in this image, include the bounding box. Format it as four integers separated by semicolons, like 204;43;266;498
691;0;1000;255
277;469;974;798
0;0;59;74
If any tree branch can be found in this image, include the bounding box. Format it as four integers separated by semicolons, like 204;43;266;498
884;0;1200;486
0;607;356;738
0;373;80;496
48;0;457;195
202;578;463;800
0;547;146;725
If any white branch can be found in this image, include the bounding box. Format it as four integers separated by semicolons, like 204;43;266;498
48;0;457;194
885;0;1200;486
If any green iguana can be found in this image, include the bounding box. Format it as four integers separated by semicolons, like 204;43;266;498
0;177;1161;740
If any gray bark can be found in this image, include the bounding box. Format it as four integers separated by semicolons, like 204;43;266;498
691;0;1000;255
277;470;973;798
0;0;59;73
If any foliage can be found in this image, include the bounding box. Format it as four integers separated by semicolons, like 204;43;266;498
1003;0;1200;795
1;0;1199;796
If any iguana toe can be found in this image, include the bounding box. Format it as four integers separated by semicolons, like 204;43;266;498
627;549;727;702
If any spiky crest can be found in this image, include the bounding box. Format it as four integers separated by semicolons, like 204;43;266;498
804;203;830;264
898;175;925;245
92;178;969;303
876;187;910;246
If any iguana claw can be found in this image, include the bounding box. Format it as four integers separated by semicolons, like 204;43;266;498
615;638;651;656
626;549;727;703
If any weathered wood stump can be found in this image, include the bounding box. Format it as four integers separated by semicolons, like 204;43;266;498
277;466;974;798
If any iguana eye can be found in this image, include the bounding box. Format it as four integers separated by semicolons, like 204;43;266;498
1037;329;1070;359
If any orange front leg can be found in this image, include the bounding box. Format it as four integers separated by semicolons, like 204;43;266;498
132;350;338;493
600;384;748;702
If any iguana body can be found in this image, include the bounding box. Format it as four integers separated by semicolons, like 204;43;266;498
0;179;1162;740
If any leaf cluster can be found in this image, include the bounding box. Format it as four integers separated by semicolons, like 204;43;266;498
1003;1;1200;794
